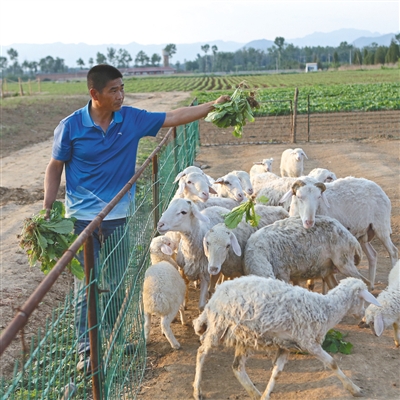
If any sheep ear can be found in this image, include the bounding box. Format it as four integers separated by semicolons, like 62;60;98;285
191;203;210;224
229;232;242;256
302;151;308;159
214;178;224;185
203;236;209;257
173;171;186;183
177;179;186;195
209;186;218;195
374;314;384;336
160;244;173;256
359;289;381;307
279;189;293;203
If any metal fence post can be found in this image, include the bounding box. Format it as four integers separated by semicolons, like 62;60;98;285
84;235;102;400
152;154;160;230
291;87;298;143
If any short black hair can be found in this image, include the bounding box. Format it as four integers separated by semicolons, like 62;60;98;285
87;64;123;92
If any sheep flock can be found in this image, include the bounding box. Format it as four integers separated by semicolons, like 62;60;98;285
140;147;398;399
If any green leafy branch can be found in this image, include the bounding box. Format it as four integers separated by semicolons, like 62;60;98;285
322;329;353;354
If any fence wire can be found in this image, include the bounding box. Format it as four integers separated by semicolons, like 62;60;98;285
0;120;199;399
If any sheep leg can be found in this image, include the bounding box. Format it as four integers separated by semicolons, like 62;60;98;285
393;322;400;347
161;312;180;349
360;241;377;290
144;312;151;342
232;345;261;399
193;343;210;400
208;272;221;297
199;274;210;311
306;279;315;291
309;343;363;397
178;304;188;326
324;274;339;290
179;268;190;309
377;232;399;268
261;347;289;400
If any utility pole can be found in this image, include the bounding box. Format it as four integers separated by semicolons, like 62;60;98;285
349;50;352;65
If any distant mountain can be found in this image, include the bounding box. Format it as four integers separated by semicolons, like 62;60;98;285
352;33;398;48
241;39;275;51
286;28;383;47
1;40;245;69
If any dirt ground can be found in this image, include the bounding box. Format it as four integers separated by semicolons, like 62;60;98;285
1;92;399;399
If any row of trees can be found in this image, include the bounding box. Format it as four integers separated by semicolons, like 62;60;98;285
0;44;177;78
1;37;399;78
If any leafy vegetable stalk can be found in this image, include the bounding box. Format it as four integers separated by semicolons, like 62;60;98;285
205;81;260;138
322;329;353;354
224;196;267;229
18;201;84;279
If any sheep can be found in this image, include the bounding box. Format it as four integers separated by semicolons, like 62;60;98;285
211;173;245;202
230;170;254;196
280;177;399;289
143;236;187;349
157;198;230;310
251;171;280;195
172;171;216;202
254;175;318;211
243;215;370;289
308;167;337;183
365;260;400;347
280;148;308;177
249;158;274;179
253;204;289;228
195;196;241;211
193;275;381;399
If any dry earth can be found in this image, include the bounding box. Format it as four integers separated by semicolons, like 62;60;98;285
1;91;399;399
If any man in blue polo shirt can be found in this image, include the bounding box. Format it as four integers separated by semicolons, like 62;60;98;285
43;64;229;371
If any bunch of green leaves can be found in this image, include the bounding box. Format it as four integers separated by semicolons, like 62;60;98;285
322;329;353;354
205;81;260;138
224;196;268;229
18;201;84;279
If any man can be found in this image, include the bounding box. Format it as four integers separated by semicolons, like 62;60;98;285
43;64;229;371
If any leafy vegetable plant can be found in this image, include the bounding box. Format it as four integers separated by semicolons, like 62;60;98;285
205;81;260;138
322;329;353;354
224;196;267;229
18;201;84;279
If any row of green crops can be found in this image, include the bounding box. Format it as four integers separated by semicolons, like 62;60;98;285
3;68;398;97
194;82;400;115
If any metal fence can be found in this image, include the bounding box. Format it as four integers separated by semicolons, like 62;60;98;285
199;99;400;146
0;118;200;399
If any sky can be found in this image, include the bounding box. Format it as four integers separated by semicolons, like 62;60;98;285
0;0;398;46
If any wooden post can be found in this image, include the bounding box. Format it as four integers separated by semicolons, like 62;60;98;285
152;154;160;231
291;87;298;143
37;78;41;93
28;79;32;95
307;94;310;142
18;77;24;96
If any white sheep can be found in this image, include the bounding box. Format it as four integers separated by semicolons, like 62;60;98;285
143;236;187;349
250;171;280;195
157;198;230;310
280;148;308;177
172;171;216;202
280;177;399;289
230;170;254;196
308;167;337;182
211;173;245;202
194;196;241;211
255;175;318;211
365;260;400;347
193;275;380;399
249;158;274;179
244;215;370;288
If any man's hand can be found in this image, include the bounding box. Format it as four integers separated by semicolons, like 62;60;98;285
44;208;52;221
214;95;231;105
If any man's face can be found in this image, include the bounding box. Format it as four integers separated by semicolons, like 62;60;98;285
94;78;124;111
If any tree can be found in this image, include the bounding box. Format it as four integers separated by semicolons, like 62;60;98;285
274;37;285;69
135;50;149;66
163;44;177;59
77;58;85;69
151;53;162;66
385;39;400;64
201;44;210;72
211;45;218;71
0;56;8;71
96;52;107;64
333;51;340;66
7;48;19;75
88;57;94;68
116;49;132;68
107;47;117;66
374;46;387;64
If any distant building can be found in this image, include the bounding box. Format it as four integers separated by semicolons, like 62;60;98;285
305;63;318;72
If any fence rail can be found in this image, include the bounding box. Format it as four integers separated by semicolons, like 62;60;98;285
0;111;200;399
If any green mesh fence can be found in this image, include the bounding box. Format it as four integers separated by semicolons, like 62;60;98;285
0;118;199;399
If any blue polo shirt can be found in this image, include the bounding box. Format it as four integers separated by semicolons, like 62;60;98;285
52;101;166;220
